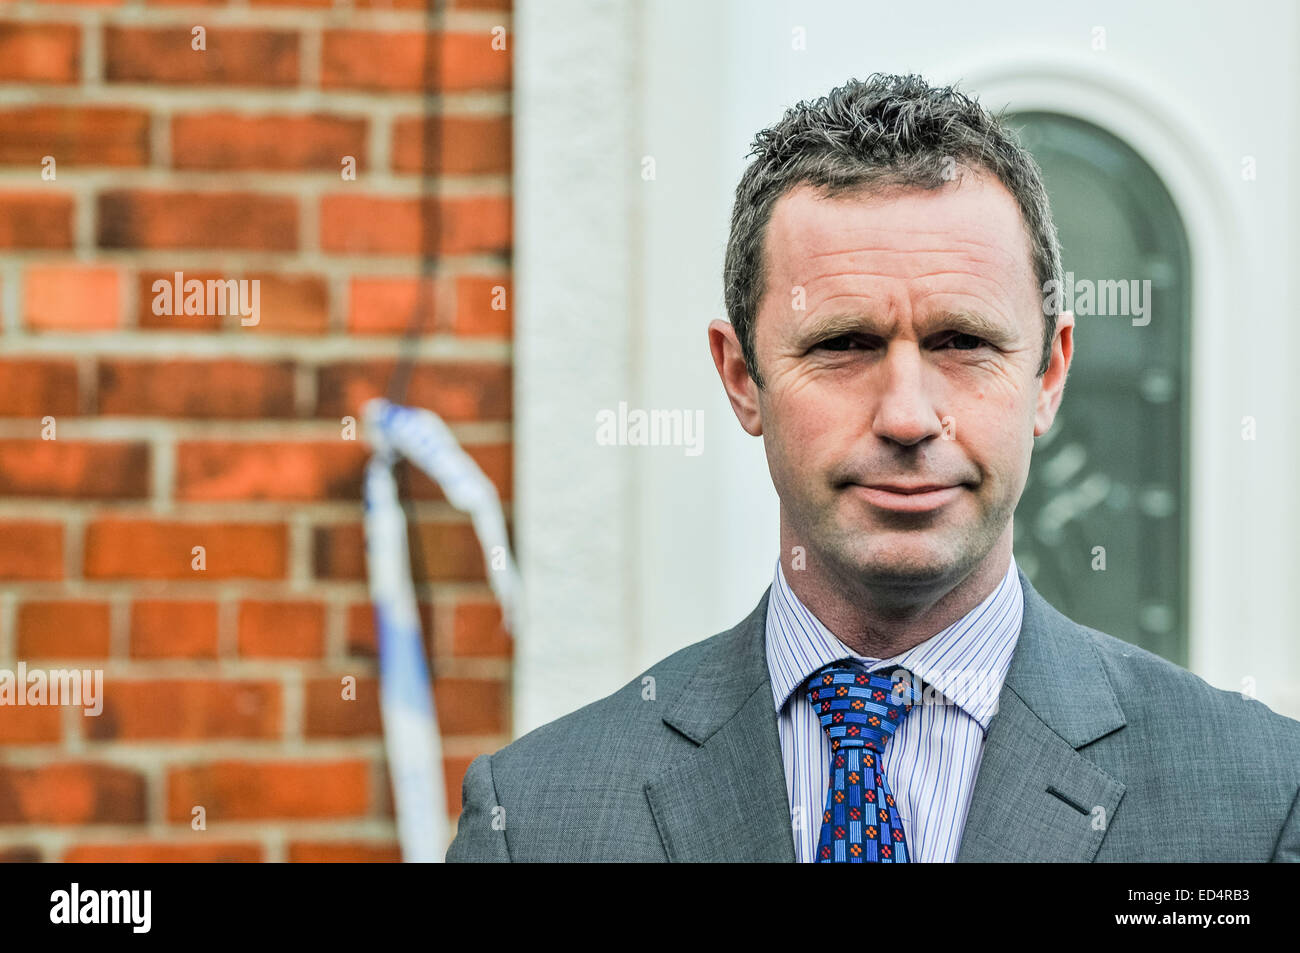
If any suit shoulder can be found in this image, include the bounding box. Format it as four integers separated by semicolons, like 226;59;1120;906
1078;622;1300;767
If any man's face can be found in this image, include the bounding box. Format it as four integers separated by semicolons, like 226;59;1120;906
710;171;1073;592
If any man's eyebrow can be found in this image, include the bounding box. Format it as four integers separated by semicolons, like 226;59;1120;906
922;309;1018;345
796;309;1017;347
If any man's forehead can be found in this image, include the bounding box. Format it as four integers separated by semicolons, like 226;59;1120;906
765;176;1035;290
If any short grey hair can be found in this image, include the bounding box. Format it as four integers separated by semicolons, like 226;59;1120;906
722;72;1062;388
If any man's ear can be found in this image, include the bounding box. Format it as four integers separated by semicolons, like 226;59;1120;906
708;318;763;436
1034;309;1074;437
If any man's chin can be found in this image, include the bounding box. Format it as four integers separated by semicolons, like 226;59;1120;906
852;561;956;589
828;537;961;588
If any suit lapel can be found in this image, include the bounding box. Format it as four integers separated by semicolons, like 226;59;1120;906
645;588;798;862
956;568;1127;861
645;566;1130;862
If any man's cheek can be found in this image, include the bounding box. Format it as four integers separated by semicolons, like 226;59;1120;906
784;396;849;444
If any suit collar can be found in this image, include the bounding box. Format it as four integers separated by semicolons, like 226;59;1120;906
646;566;1129;862
998;567;1127;746
956;567;1127;861
656;588;775;746
646;588;797;861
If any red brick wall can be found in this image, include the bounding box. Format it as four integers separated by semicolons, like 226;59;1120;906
0;0;512;862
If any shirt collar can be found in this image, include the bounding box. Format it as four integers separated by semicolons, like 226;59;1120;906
764;553;1023;732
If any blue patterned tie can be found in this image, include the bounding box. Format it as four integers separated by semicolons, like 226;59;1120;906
805;660;920;862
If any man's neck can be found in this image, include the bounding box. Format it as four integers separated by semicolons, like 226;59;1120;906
778;528;1013;660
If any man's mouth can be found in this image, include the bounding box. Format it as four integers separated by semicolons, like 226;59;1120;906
848;482;965;513
863;483;956;495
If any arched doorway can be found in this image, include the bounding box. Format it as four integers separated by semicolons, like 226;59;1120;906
1008;112;1192;666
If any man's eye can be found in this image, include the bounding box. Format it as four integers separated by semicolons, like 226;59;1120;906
816;335;867;351
942;333;987;351
813;333;988;353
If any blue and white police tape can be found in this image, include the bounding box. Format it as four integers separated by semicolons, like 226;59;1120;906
362;397;521;862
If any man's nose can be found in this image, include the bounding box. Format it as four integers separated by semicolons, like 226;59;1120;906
871;343;943;447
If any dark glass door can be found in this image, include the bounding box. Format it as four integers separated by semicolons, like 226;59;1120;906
1008;112;1192;666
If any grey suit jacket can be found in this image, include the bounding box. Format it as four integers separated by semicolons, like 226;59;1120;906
446;568;1300;861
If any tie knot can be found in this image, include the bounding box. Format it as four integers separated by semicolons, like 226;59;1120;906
804;660;919;753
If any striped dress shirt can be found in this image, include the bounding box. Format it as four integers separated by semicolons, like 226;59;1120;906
765;553;1024;862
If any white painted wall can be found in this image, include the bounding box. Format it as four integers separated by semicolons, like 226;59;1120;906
515;0;1300;732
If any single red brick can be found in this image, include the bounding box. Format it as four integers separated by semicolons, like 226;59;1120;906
311;524;367;581
0;359;80;417
176;440;366;502
452;599;511;658
137;270;224;330
16;601;111;657
237;601;325;658
391;115;511;175
83;519;288;580
0;522;62;580
319;194;510;255
64;843;263;862
130;601;219;659
104;26;299;86
96;359;297;418
85;680;282;741
303;675;380;737
322;30;510;93
313;521;488;582
23;265;120;331
0;763;147;824
166;760;370;820
0;440;148;498
0;23;80;84
347;276;440;335
244;273;328;333
0;106;149;166
438;30;512;91
0;706;62;745
172;112;366;171
287;841;400;862
97;190;298;251
451;274;511;337
412;520;508;584
434;677;507;735
315;360;511;422
0;192;74;249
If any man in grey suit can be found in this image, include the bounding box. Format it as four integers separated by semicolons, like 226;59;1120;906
447;73;1300;862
